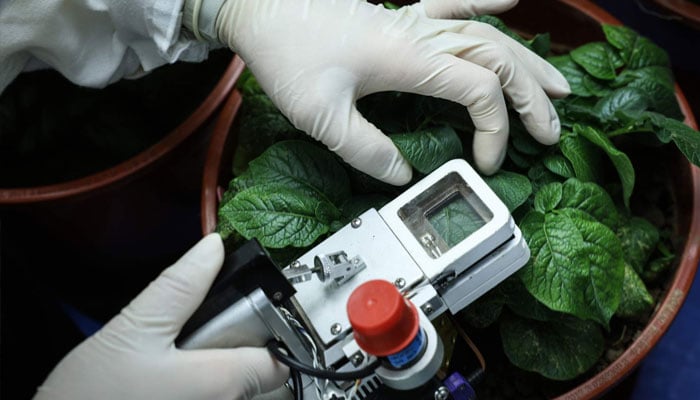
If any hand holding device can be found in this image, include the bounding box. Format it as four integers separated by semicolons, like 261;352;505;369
33;234;288;400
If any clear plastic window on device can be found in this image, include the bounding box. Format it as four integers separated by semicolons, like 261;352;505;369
398;172;493;259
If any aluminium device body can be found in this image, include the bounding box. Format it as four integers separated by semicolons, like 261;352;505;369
177;159;530;400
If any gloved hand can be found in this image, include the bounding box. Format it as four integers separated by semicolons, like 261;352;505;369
187;0;570;185
33;233;289;400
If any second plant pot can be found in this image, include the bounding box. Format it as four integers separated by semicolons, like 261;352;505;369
1;53;246;319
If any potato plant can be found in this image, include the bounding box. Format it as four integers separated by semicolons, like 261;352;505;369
217;18;700;384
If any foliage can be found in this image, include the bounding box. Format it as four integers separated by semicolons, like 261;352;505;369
217;19;699;384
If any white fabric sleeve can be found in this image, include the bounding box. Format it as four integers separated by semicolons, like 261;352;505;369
182;0;228;43
0;0;216;94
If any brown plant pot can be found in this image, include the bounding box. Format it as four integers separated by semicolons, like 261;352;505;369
651;0;700;29
200;2;700;399
0;54;246;318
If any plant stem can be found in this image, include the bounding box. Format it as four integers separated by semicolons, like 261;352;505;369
608;126;654;138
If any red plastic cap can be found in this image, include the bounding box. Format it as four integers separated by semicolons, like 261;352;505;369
346;280;419;357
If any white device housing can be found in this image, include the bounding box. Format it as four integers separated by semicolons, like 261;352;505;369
291;158;530;348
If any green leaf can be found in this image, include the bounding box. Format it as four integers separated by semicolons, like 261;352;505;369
628;40;669;69
237;68;263;95
542;154;576;179
559;131;604;183
428;195;487;248
528;33;551;58
217;172;255;217
461;277;558;328
570;42;624;80
512;130;547;156
603;24;669;68
507;147;532;169
228;170;257;194
519;208;625;325
390;126;463;174
644;112;679;143
554;97;601;128
527;164;561;195
594;87;650;121
217;172;257;239
483;170;532;212
628;78;682;120
218;184;340;248
215;212;238;241
642;242;675;283
382;1;400;9
615;263;654;319
612;66;674;89
417;96;474;132
559;178;621;229
616;216;660;273
234;72;303;172
533;182;562;213
502;277;559;322
501;313;604;380
645;112;700;166
608;64;681;119
248;140;351;204
548;55;593;97
603;24;638;52
574;125;635;209
582;74;613;97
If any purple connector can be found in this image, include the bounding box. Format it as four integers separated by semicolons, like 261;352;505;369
443;371;476;400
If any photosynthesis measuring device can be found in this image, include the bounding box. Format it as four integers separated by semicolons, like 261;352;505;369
177;159;530;399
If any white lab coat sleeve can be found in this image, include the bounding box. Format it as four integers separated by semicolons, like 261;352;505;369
0;0;217;94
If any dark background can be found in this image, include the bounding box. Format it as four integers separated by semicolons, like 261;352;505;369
2;1;700;399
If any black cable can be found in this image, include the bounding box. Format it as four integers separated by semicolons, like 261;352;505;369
291;368;304;400
267;340;380;381
467;368;485;386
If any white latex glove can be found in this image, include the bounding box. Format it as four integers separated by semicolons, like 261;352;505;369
187;0;570;184
33;233;289;400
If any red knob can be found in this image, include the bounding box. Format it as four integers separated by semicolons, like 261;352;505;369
346;280;419;357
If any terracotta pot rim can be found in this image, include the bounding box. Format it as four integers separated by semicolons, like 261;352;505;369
651;0;700;27
0;54;245;205
200;58;245;234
